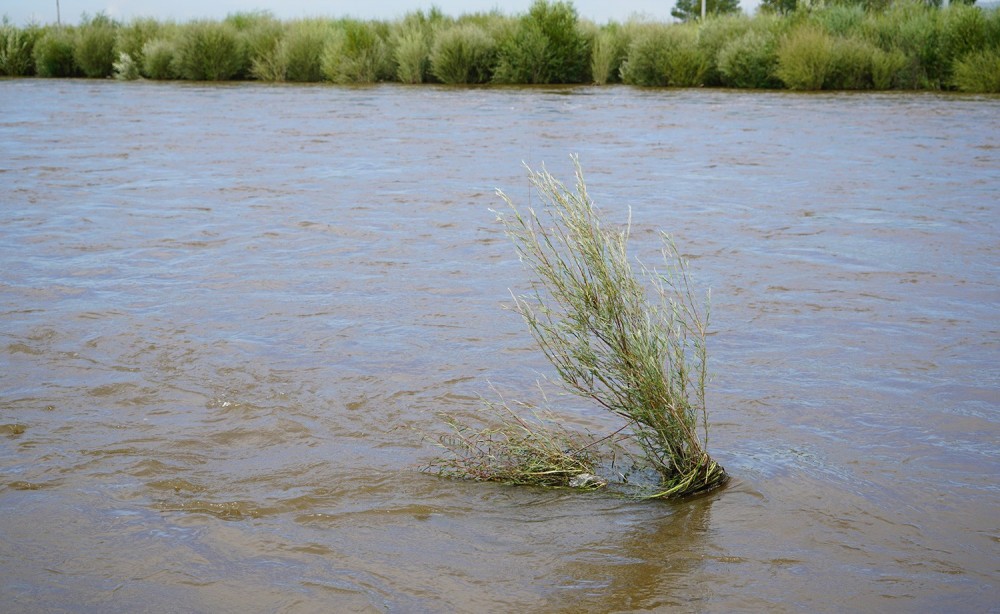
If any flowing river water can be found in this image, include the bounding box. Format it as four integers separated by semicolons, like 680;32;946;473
1;80;997;612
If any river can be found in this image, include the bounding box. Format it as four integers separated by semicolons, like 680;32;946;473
1;79;997;611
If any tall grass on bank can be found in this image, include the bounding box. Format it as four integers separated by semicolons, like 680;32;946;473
321;20;393;84
1;1;997;90
620;22;708;87
113;17;163;74
952;49;1000;92
391;11;442;84
433;160;728;499
142;38;178;79
0;18;39;76
493;0;590;84
74;13;117;77
429;23;497;84
173;20;247;80
33;28;79;77
590;25;627;84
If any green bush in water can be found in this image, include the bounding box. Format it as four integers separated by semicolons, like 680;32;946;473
429;23;496;84
434;159;729;499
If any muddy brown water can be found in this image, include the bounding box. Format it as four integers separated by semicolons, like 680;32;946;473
1;80;997;612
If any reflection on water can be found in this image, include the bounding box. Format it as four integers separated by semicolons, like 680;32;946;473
1;80;998;611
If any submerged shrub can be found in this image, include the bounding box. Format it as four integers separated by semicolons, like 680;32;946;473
430;23;496;84
0;21;40;76
321;20;392;84
952;49;1000;92
826;36;878;90
431;396;605;489
461;159;729;499
33;28;79;77
776;25;834;90
173;20;247;80
142;38;177;79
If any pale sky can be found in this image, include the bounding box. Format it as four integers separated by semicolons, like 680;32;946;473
4;0;760;26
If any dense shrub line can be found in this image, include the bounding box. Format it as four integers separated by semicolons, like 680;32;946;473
2;0;998;91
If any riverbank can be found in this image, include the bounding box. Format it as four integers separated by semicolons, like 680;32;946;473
2;1;998;91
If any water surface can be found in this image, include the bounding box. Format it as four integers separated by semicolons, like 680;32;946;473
1;80;998;611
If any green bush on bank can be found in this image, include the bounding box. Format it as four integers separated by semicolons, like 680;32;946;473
1;1;997;91
715;15;786;88
952;49;1000;92
0;18;40;76
172;20;248;80
590;24;628;84
621;22;707;87
494;0;590;84
113;17;163;72
391;10;444;84
33;27;79;77
74;13;117;77
321;20;393;84
430;23;497;84
142;38;177;79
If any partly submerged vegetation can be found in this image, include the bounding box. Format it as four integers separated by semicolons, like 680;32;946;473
430;159;728;499
2;0;999;91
